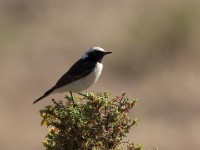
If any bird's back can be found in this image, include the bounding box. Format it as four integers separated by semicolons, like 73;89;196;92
53;62;103;93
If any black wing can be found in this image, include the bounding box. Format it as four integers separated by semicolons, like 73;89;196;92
53;58;96;89
33;58;96;104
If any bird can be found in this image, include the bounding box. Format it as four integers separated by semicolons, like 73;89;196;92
33;47;112;104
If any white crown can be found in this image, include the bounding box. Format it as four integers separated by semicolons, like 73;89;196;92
87;47;105;53
82;47;105;59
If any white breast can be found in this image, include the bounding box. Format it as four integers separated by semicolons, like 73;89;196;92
54;62;103;93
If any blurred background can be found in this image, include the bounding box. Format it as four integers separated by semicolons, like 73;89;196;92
0;0;200;149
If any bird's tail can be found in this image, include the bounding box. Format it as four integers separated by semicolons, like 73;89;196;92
33;87;55;104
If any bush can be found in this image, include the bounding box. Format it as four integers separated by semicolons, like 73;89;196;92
39;91;143;150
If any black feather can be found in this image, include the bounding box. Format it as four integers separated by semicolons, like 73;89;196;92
33;87;55;104
33;58;96;104
53;58;96;89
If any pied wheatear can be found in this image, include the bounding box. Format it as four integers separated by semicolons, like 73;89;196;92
33;47;112;104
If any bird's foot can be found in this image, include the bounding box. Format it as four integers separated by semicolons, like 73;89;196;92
69;92;77;107
78;92;88;97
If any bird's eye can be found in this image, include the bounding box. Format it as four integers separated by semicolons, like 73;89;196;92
92;51;96;56
88;51;96;57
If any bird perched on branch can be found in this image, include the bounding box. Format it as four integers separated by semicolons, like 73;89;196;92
33;47;112;104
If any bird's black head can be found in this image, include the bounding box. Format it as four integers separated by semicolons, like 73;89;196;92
82;47;112;62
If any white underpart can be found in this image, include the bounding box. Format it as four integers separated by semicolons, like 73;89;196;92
53;62;103;93
82;47;106;59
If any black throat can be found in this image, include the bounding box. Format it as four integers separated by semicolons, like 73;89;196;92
86;51;105;63
85;56;103;63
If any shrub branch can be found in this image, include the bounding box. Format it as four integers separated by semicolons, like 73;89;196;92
39;91;143;150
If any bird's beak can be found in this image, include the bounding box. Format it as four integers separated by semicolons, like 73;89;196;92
105;52;112;55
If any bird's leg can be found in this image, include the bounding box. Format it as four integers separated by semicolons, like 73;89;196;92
70;91;76;106
78;92;88;97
